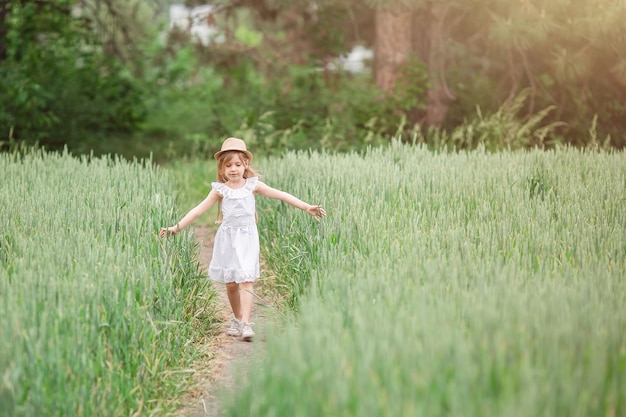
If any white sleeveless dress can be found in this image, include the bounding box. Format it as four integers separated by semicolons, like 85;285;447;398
208;177;260;283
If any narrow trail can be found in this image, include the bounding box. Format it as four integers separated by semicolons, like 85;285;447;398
178;226;273;417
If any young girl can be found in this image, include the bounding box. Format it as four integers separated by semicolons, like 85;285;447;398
160;137;326;341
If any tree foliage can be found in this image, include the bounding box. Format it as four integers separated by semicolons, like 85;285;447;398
2;0;625;156
0;0;148;151
362;0;626;146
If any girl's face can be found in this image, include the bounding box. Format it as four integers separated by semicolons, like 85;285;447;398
222;153;247;183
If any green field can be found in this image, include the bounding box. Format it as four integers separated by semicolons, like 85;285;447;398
0;150;216;417
1;143;625;417
235;143;626;416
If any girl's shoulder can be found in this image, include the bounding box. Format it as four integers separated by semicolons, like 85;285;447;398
246;176;259;188
211;181;227;195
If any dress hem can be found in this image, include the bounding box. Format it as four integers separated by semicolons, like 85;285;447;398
209;276;259;284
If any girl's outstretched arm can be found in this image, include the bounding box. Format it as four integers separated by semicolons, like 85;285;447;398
255;181;326;220
160;189;221;237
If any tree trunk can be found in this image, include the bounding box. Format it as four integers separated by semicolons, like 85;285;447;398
374;3;412;94
426;3;452;126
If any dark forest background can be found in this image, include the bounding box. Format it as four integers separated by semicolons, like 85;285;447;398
1;0;625;161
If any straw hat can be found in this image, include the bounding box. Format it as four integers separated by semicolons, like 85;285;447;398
214;137;253;160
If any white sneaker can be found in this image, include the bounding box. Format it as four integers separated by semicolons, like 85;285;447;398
241;322;255;341
227;317;242;337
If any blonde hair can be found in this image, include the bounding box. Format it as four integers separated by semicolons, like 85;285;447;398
215;151;260;224
216;151;259;182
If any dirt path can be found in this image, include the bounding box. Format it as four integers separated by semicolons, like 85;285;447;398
178;226;273;417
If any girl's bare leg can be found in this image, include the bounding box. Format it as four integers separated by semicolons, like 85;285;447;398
239;282;254;323
226;282;241;320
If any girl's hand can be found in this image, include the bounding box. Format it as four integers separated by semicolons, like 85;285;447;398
159;226;179;238
306;205;327;221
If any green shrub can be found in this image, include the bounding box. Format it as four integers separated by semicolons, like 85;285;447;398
414;90;566;151
0;1;146;152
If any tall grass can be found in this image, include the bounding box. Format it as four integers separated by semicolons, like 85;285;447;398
228;142;625;416
0;149;216;416
166;157;219;218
